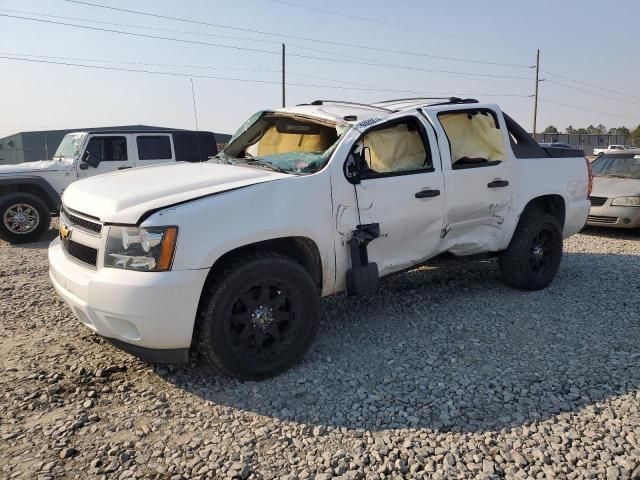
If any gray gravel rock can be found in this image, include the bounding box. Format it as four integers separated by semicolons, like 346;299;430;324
1;225;640;479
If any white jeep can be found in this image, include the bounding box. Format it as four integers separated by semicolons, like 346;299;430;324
49;98;591;379
0;129;218;243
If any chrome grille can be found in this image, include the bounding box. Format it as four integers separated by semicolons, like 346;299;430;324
61;206;102;234
589;196;607;207
587;215;618;224
63;238;98;266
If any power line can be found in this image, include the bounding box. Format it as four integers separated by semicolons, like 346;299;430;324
0;8;389;65
266;0;532;53
545;79;640;108
0;54;532;98
543;70;640;101
0;14;534;81
540;98;639;122
0;51;390;89
0;51;282;74
61;0;532;69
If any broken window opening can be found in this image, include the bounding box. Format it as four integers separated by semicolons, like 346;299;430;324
355;119;432;178
219;111;350;175
438;110;507;169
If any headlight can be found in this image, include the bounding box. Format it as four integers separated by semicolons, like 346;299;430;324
611;196;640;207
104;226;178;271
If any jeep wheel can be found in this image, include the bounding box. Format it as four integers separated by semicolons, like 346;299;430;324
499;209;563;290
0;193;50;244
196;251;320;380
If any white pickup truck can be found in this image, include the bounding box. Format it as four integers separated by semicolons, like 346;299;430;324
593;145;631;156
0;129;218;243
49;98;591;379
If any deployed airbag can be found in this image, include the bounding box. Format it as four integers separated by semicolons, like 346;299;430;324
256;124;337;156
364;123;427;173
440;112;506;163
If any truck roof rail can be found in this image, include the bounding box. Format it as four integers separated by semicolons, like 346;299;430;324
429;97;479;106
373;97;451;105
299;100;396;113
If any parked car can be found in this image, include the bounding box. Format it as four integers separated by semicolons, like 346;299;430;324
587;151;640;228
593;144;631;156
0;129;218;243
49;98;591;379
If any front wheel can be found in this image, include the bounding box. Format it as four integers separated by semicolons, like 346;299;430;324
499;210;563;290
0;193;50;244
196;251;320;380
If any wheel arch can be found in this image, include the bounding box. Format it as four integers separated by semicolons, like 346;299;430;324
520;194;566;229
0;177;61;213
203;236;323;293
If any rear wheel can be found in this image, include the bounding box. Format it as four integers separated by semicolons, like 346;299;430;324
499;209;563;290
0;193;50;244
196;251;320;380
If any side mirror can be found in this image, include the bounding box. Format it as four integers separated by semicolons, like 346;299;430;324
344;153;361;184
82;150;100;168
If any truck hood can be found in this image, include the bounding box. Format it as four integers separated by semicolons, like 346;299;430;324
0;158;74;175
592;176;640;198
62;161;290;224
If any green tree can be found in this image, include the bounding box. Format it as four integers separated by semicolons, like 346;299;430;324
575;128;589;134
631;125;640;146
565;125;576;134
586;124;607;135
544;125;559;134
608;126;631;137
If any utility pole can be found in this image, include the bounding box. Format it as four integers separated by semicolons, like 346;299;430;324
281;43;286;108
532;49;543;138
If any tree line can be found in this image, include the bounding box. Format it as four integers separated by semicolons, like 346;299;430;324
543;124;640;145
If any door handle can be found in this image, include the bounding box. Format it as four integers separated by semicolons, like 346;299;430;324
487;179;509;188
415;189;441;198
118;166;132;170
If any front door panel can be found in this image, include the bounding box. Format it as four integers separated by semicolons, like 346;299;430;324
352;116;445;276
78;135;134;179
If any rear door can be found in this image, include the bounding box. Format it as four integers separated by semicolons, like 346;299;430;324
133;134;174;167
352;116;445;275
430;106;513;254
78;134;133;179
173;132;218;162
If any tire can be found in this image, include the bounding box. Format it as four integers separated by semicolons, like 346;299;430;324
0;193;50;244
195;251;320;380
499;209;563;290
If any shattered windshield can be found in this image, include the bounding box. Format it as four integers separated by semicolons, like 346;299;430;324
54;133;85;160
592;154;640;179
213;111;350;175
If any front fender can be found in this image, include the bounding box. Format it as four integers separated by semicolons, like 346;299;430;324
141;173;336;295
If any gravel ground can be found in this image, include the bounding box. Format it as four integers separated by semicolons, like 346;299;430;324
1;225;639;480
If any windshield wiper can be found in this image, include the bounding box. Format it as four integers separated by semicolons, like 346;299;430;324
598;174;634;179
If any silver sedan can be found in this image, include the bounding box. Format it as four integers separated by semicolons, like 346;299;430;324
587;151;640;229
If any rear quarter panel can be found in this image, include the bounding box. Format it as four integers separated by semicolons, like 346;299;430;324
502;156;590;247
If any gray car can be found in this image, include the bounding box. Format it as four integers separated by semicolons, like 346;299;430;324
587;150;640;229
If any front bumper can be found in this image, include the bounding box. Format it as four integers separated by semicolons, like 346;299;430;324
49;238;209;361
587;203;640;229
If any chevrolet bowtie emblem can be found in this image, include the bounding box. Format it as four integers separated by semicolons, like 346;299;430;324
60;223;71;240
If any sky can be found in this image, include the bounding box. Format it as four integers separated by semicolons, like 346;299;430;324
1;0;639;138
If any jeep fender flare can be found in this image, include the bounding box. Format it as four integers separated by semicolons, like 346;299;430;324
0;176;61;213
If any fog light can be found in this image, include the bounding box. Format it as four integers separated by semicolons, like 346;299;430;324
623;218;631;224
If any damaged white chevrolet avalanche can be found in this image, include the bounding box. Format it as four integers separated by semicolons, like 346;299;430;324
49;98;591;379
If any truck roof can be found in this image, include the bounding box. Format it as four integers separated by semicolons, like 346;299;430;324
67;129;215;136
275;97;485;124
